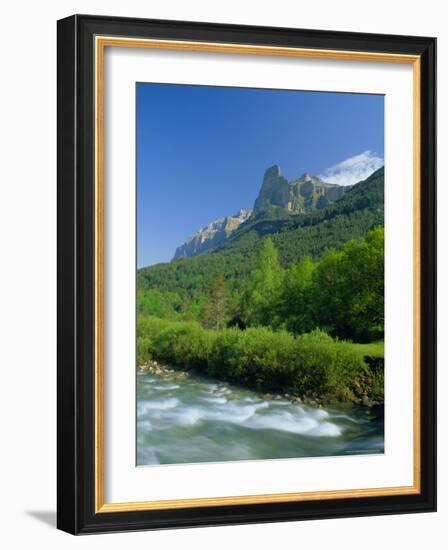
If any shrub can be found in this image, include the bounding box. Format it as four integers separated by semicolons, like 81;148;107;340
151;320;215;370
137;336;153;364
289;330;367;399
137;318;377;403
208;328;242;379
235;328;297;390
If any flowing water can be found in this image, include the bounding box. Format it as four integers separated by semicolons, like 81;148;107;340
137;371;384;466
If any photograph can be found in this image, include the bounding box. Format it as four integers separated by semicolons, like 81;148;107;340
54;11;436;536
136;83;385;466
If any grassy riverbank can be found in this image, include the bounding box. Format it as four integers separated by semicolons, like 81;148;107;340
137;317;384;404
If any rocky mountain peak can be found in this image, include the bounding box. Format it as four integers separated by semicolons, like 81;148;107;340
253;165;349;215
235;208;252;219
266;164;282;177
299;172;324;184
173;209;252;260
253;165;290;214
173;164;353;260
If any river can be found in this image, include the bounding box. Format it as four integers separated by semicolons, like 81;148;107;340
137;371;384;466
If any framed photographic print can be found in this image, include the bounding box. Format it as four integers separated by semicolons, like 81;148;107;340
57;14;436;534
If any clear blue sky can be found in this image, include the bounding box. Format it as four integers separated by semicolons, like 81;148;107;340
137;83;384;268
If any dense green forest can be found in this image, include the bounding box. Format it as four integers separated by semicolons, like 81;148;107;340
138;227;383;341
137;168;385;404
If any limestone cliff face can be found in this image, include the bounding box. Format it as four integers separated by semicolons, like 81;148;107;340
253;166;351;215
253;165;290;213
173;209;252;259
173;165;351;260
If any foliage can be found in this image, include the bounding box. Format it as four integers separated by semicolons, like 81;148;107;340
309;226;384;341
344;340;384;359
135;169;385;403
137;227;385;342
200;273;229;330
230;227;384;342
281;255;315;333
137;317;379;402
137;289;182;319
150;320;214;370
241;238;284;327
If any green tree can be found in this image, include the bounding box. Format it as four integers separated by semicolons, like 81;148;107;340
282;255;315;333
200;273;229;330
310;226;384;341
137;288;182;319
242;237;284;327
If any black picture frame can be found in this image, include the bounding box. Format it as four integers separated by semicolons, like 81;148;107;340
57;14;436;535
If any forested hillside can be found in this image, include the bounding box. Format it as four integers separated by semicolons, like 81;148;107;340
138;167;384;298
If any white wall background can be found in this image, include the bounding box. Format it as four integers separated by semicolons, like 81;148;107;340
0;1;444;548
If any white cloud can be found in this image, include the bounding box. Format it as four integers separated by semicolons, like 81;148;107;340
319;151;384;186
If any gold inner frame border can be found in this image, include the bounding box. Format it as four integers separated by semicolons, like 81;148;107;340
94;36;421;514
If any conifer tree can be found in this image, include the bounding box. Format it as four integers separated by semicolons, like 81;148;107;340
201;273;228;330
